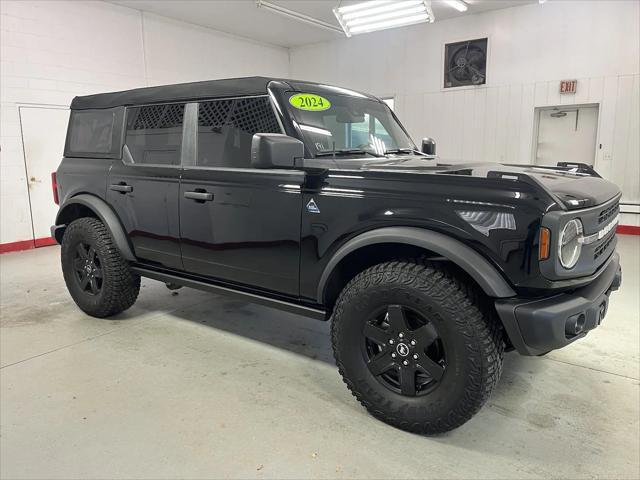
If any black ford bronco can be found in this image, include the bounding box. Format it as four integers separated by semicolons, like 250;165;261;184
52;77;622;434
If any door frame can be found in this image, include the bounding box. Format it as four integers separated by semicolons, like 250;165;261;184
531;103;600;167
17;103;69;245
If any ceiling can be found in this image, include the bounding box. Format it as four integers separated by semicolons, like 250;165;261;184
110;0;535;48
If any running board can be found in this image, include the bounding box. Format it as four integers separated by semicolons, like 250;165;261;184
130;265;327;321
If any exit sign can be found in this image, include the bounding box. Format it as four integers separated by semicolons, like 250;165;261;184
560;79;577;94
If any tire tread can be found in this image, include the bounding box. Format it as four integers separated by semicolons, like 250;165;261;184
62;217;140;318
331;259;504;434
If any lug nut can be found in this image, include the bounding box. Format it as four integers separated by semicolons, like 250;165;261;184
402;360;409;366
410;340;416;346
398;333;404;339
388;339;394;345
413;354;418;359
391;353;396;358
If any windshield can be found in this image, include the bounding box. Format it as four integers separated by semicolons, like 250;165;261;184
284;92;416;157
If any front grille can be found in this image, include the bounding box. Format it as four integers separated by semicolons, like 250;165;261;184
598;202;619;224
594;232;615;260
541;194;620;280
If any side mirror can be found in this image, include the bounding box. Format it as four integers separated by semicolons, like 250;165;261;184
251;133;304;169
421;137;436;156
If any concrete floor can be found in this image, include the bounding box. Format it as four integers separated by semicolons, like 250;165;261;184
1;237;638;480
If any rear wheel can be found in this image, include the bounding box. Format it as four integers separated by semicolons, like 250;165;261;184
331;260;504;434
61;217;140;318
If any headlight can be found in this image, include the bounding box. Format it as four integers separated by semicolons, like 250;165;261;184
559;219;583;269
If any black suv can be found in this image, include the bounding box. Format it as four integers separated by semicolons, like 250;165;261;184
52;77;622;434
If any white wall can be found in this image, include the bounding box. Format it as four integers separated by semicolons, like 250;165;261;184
0;0;290;244
290;0;640;225
2;0;639;245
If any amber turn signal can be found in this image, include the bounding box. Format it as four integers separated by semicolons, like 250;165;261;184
539;227;551;260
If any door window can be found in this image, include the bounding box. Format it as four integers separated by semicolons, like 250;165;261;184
197;97;281;168
125;103;185;165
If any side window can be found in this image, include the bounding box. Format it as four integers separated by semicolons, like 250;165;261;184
197;97;281;168
125;103;185;165
66;107;122;157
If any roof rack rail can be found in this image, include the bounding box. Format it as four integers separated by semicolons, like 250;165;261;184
556;162;601;178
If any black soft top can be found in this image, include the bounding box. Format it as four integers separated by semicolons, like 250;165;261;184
70;76;379;110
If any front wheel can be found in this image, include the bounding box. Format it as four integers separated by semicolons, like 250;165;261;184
61;217;140;318
331;260;504;434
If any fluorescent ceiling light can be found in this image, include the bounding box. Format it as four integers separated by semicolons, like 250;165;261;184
349;13;430;34
342;0;424;20
256;0;343;34
334;0;434;37
444;0;468;12
347;5;427;27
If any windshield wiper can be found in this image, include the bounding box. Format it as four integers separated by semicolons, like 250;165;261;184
316;148;384;158
384;148;431;157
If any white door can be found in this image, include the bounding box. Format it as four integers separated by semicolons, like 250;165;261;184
534;105;599;166
19;106;70;242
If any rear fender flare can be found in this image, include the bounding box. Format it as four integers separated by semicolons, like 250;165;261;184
54;194;136;262
317;227;516;303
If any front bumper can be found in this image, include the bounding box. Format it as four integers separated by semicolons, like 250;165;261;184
495;252;622;356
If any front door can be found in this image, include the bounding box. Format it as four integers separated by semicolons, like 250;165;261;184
534;105;599;166
107;103;186;270
179;97;304;296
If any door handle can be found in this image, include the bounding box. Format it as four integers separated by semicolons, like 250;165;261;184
110;183;133;193
184;190;214;202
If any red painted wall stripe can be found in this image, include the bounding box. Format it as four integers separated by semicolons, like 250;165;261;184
0;239;37;254
0;237;57;253
34;236;57;247
1;226;638;254
617;225;640;235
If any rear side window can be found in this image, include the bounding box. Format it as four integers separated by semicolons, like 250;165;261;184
197;96;281;168
125;103;185;165
66;108;122;157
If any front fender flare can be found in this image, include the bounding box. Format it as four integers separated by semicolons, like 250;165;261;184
53;194;136;262
317;227;516;303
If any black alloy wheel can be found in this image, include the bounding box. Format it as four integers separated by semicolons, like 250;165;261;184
363;304;445;396
331;260;504;434
73;241;103;295
61;217;140;317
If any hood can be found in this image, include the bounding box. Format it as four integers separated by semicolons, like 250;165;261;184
428;163;621;209
330;158;620;209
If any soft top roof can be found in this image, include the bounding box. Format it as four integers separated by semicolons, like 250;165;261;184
70;76;379;110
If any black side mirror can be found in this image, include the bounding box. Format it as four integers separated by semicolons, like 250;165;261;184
251;134;304;169
421;137;436;156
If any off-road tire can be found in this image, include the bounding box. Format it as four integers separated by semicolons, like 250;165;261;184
331;260;504;434
61;217;140;318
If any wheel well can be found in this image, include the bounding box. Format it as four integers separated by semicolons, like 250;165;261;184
322;243;442;311
54;204;98;242
322;242;514;351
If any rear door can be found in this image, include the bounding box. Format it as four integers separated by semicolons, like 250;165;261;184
108;103;187;269
179;97;304;296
